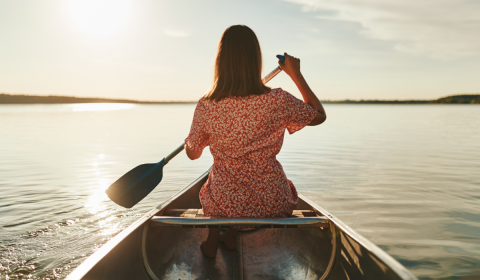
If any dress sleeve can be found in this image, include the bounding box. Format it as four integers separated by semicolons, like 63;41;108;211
283;90;318;134
185;100;210;151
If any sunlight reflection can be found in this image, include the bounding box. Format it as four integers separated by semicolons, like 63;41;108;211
98;179;109;190
100;222;121;236
71;103;134;112
84;192;107;215
84;179;111;215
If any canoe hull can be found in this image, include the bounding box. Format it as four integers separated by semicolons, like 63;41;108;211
66;170;416;280
143;226;333;279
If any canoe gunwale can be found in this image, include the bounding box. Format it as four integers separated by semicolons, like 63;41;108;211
154;168;211;211
64;206;159;280
299;194;418;280
65;169;211;280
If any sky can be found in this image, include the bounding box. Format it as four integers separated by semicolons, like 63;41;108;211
0;0;479;101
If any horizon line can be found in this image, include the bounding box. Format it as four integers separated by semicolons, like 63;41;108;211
1;92;480;104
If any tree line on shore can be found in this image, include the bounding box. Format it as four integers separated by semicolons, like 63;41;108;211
0;94;194;104
321;95;480;104
0;93;479;104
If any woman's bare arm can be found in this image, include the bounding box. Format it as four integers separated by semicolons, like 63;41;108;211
185;144;202;160
279;53;326;126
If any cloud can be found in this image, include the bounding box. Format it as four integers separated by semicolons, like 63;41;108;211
285;0;480;59
164;29;190;38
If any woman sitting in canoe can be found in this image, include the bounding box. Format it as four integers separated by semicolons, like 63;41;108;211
185;25;326;258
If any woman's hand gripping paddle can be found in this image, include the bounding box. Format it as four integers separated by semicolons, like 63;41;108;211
105;55;286;208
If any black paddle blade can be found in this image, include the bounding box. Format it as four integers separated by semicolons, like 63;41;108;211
105;159;166;208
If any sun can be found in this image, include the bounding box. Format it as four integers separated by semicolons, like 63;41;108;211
67;0;131;38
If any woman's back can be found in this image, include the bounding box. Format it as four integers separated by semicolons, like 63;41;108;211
191;88;316;162
186;88;317;218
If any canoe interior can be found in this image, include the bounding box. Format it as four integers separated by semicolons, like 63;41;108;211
69;170;416;280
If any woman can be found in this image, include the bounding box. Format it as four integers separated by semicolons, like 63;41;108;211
185;25;326;258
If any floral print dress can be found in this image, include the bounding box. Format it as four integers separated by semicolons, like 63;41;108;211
185;88;317;218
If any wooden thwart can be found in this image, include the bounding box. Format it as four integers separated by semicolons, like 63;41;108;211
153;209;330;228
163;209;320;218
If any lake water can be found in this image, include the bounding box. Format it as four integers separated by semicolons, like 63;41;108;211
0;103;479;280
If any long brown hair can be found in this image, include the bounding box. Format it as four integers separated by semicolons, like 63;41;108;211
205;25;271;102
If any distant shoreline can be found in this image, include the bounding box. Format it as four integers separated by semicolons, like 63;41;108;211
1;93;479;104
0;93;196;104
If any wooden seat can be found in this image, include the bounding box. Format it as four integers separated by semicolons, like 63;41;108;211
162;209;320;218
163;208;206;218
150;209;329;229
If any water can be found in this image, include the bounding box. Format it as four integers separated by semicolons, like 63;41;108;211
0;103;479;280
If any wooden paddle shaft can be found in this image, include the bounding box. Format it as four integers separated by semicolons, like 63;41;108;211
164;55;285;164
262;66;282;84
165;143;186;163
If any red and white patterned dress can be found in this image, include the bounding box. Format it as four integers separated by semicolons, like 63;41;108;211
185;88;317;218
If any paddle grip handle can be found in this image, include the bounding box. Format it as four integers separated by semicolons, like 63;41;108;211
262;55;286;84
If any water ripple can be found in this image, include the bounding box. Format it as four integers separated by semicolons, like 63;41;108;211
0;104;479;279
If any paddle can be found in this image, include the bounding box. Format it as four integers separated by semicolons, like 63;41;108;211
106;54;286;208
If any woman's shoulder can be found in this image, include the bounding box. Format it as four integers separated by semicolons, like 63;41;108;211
193;96;212;114
266;88;292;100
197;96;212;107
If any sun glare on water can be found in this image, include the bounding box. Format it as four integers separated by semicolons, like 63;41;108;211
67;0;131;37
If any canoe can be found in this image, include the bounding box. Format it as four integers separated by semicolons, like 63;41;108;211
66;170;417;280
